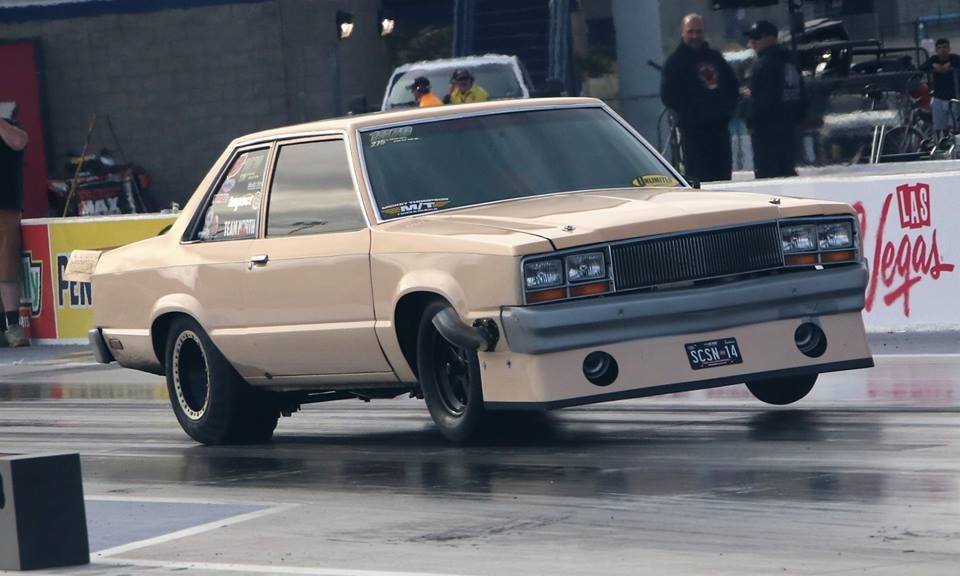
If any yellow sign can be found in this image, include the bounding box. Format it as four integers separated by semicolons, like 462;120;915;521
48;216;176;339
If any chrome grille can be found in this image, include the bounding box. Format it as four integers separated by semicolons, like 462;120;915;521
611;223;783;291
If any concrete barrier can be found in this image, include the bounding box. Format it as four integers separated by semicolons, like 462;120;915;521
707;167;960;333
19;213;177;344
0;453;89;571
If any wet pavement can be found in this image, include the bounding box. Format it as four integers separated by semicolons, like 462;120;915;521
0;341;958;575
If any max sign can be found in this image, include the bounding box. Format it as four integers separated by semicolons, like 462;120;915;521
854;183;955;318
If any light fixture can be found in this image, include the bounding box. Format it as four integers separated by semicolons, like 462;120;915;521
378;10;395;36
336;10;354;40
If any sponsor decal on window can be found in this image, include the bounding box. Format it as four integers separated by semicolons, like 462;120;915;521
381;197;450;217
227;192;261;212
632;174;679;187
222;218;258;238
368;126;418;148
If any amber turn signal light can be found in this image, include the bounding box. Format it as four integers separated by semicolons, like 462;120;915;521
785;253;818;266
569;281;611;298
820;250;857;263
526;288;567;303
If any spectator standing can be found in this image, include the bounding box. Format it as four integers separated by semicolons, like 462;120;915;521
448;69;489;104
0;107;29;347
661;13;739;183
408;77;443;108
741;20;805;179
919;38;960;141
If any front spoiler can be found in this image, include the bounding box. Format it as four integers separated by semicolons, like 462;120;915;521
501;263;868;355
485;357;874;410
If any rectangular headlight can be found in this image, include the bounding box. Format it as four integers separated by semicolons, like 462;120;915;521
781;224;818;253
818;221;854;250
524;259;563;290
566;252;606;283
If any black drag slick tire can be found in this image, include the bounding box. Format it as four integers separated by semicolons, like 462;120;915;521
417;301;490;444
745;374;818;406
164;316;278;445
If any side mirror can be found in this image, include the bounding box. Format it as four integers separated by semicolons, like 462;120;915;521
689;180;701;189
534;78;565;98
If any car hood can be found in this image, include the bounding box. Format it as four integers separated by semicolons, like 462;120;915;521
409;188;853;250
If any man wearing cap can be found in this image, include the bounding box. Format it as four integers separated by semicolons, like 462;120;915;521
741;20;806;179
408;76;443;108
448;69;489;105
661;13;739;183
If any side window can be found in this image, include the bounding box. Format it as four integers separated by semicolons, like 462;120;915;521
266;140;366;237
196;149;268;241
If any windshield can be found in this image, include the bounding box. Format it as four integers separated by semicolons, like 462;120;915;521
361;107;682;220
384;62;525;109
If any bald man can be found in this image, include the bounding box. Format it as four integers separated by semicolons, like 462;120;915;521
661;13;739;183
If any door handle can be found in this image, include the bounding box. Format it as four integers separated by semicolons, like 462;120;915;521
248;254;269;269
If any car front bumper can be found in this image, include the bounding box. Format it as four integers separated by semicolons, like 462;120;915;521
500;263;867;354
481;264;873;408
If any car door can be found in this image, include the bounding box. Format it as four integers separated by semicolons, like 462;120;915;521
238;137;391;379
179;146;268;365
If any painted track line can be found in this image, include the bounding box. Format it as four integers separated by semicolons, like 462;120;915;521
95;558;472;576
94;503;298;557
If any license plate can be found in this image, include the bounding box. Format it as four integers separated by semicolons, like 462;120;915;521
685;337;743;370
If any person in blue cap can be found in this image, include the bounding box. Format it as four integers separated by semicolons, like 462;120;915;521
741;20;806;179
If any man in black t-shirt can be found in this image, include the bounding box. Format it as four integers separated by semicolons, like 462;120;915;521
920;38;960;139
0;108;29;347
661;13;739;183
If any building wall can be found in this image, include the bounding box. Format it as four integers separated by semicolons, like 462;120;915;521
0;0;389;209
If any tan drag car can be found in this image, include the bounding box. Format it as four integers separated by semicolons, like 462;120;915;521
86;98;873;444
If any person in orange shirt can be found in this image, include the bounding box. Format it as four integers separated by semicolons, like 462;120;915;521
408;76;443;107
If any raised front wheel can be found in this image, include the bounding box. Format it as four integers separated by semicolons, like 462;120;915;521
745;374;818;406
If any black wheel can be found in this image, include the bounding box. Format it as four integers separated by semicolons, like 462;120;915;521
165;317;278;444
417;301;489;443
745;374;818;406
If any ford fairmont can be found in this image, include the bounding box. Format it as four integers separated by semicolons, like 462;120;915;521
86;98;873;444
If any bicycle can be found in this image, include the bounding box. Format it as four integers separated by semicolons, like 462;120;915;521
648;60;685;172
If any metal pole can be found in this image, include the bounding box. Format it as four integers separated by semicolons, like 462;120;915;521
548;0;571;93
787;0;803;52
452;0;475;57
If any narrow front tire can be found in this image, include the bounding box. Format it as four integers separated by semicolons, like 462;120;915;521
417;301;490;443
745;374;817;406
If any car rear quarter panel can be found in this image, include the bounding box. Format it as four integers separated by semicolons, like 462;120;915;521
93;236;254;372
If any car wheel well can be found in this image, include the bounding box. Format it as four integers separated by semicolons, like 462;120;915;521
395;292;447;380
152;312;195;369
